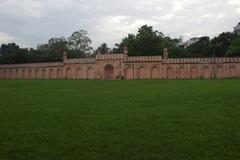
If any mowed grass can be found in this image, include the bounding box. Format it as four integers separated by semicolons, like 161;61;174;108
0;80;240;160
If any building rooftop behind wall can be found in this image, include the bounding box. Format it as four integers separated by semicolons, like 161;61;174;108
234;22;240;34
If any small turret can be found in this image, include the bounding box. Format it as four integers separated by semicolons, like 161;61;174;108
63;52;67;63
124;46;128;56
163;48;168;60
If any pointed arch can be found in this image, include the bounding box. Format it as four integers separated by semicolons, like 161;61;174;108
66;68;73;79
229;67;236;78
126;67;134;80
28;69;34;79
104;64;114;80
22;69;28;79
191;67;198;79
138;66;146;79
179;67;185;79
87;67;94;79
76;68;83;79
203;67;211;79
35;69;41;79
167;67;173;79
9;69;14;79
49;68;55;79
57;69;62;79
42;69;47;79
151;66;160;79
216;67;223;79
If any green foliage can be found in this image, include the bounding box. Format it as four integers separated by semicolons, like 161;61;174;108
185;37;212;57
162;37;185;58
0;43;20;55
1;26;240;64
113;25;167;56
68;30;93;57
0;80;240;160
226;37;240;57
0;43;31;64
97;43;110;54
211;32;238;57
113;34;137;55
0;29;93;64
48;37;68;53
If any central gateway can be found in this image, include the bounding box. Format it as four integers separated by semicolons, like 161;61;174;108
104;64;114;80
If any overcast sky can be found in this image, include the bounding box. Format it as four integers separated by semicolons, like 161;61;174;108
0;0;239;49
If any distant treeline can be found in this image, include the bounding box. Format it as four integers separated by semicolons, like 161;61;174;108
1;25;240;64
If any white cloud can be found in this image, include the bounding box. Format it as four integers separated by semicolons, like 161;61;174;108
0;32;14;44
160;13;174;20
237;8;240;14
0;0;239;48
172;1;183;12
228;0;240;5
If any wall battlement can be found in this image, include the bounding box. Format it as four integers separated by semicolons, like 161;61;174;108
66;58;96;65
96;54;124;60
0;49;240;80
167;57;240;64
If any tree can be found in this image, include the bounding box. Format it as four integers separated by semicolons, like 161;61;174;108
134;25;164;56
162;37;184;58
113;34;136;54
0;43;20;55
113;25;166;56
211;32;238;57
97;43;110;54
48;37;68;53
226;37;240;57
68;30;93;57
0;44;30;64
185;36;212;57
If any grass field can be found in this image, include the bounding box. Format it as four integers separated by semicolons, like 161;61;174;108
0;80;240;160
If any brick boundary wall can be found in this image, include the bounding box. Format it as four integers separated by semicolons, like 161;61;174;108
0;48;240;80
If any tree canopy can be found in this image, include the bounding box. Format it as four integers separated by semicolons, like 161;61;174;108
226;37;240;57
0;29;93;64
97;43;110;54
1;25;240;64
112;25;166;56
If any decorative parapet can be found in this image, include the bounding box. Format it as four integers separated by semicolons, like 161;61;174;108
0;62;63;69
166;57;240;64
96;54;124;60
124;56;162;62
65;58;96;64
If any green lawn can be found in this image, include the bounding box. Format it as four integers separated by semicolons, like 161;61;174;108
0;80;240;160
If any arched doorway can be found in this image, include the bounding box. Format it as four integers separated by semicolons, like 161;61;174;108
151;67;160;79
179;67;185;79
28;69;33;79
104;64;114;80
229;67;236;78
35;69;40;79
203;67;211;79
191;67;198;79
138;67;146;79
42;69;47;79
87;67;94;79
126;67;134;80
76;68;83;79
57;69;62;79
216;67;223;79
49;69;54;79
167;67;173;79
66;68;73;79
